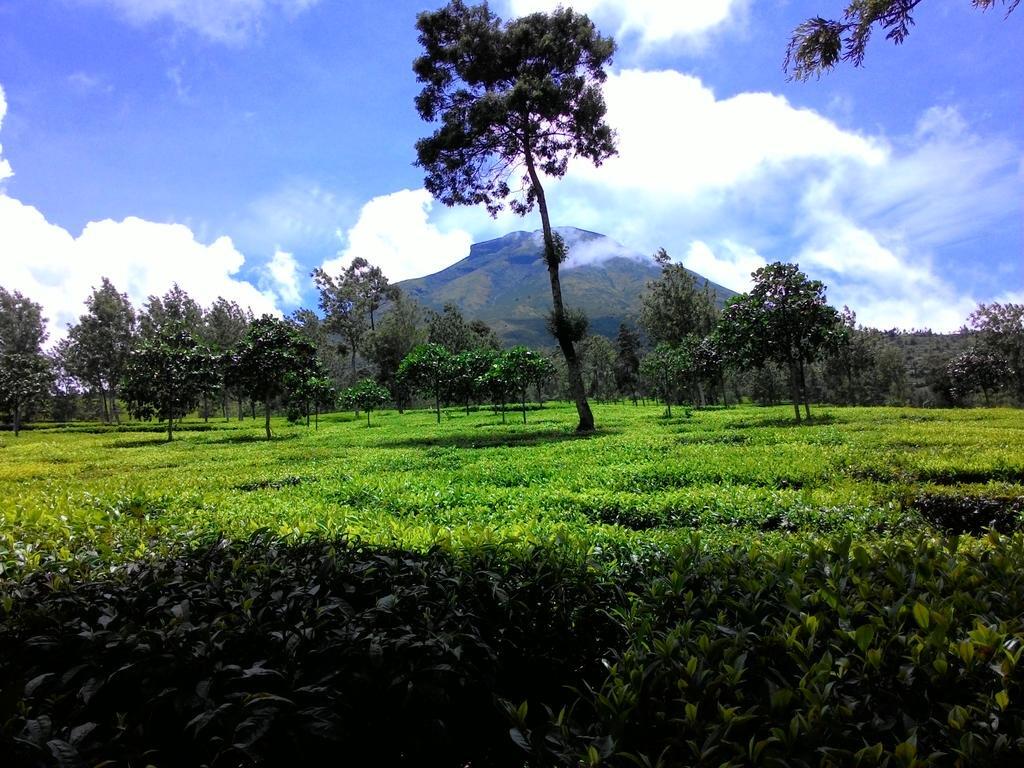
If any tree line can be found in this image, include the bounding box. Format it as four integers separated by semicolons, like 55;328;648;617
3;253;1021;438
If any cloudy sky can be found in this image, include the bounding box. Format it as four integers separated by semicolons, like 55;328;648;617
1;0;1021;342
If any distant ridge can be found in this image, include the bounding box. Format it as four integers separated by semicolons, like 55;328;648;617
397;227;737;347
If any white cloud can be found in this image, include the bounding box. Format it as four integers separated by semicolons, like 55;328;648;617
1;83;282;342
0;197;282;344
264;249;302;305
682;240;766;292
80;0;320;44
0;86;12;183
581;69;884;196
426;68;1018;331
506;0;744;46
321;189;472;283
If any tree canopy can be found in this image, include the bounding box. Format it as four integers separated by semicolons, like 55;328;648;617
0;288;51;436
785;0;1020;80
716;262;842;422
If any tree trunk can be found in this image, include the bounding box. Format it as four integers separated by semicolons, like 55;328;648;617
523;142;594;432
367;409;371;428
166;416;173;442
799;360;811;420
788;360;802;423
434;392;440;424
522;390;527;424
13;402;21;437
264;399;272;440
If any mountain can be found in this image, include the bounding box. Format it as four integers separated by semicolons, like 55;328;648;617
397;227;737;347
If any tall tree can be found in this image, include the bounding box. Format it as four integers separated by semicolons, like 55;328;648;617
345;257;399;331
786;0;1019;80
414;0;616;432
614;323;642;405
366;293;427;408
716;263;842;423
0;288;52;436
65;278;137;423
202;298;253;420
312;262;370;372
428;303;474;354
640;249;718;347
139;284;203;341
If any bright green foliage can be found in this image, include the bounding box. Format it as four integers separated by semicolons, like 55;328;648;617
226;316;319;440
449;347;498;414
121;327;210;442
341;378;390;427
786;0;1020;80
413;0;616;432
481;346;554;423
63;278;136;424
0;288;51;437
716;262;842;423
397;343;453;423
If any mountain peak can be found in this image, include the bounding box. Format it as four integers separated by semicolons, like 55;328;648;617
397;227;735;347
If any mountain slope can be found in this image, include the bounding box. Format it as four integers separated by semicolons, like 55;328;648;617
397;227;737;347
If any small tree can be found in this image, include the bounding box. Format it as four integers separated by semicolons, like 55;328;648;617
121;327;208;442
226;316;319;440
614;323;642;405
969;302;1023;404
945;347;1012;406
396;343;453;424
0;288;52;436
494;346;554;424
449;348;498;414
716;263;841;423
341;379;391;427
639;343;689;418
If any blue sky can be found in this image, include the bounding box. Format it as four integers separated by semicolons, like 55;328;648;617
1;0;1021;341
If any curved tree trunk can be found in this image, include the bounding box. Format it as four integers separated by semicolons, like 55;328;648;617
523;144;595;432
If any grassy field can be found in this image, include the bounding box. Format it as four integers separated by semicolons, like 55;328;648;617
3;401;1023;579
3;403;1024;765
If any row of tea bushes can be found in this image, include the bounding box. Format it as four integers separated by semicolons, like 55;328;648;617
2;531;1022;766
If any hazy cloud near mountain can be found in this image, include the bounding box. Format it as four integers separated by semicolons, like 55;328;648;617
426;67;1021;331
319;189;473;283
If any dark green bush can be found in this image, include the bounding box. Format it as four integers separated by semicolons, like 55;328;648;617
2;533;1022;767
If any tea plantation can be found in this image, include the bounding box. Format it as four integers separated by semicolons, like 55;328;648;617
2;404;1023;765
